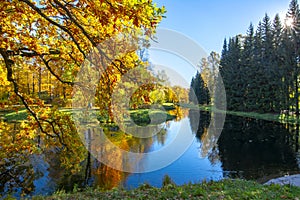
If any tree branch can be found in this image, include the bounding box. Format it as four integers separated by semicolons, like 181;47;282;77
0;48;57;139
52;0;122;70
39;55;75;86
19;0;86;58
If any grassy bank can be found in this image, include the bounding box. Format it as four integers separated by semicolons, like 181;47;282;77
1;104;177;124
129;108;176;125
2;103;299;124
181;103;300;124
218;108;300;124
26;179;300;200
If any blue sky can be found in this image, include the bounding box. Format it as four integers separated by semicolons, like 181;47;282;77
154;0;291;53
146;0;291;85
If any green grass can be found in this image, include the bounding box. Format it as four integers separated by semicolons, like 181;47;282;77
2;108;28;122
162;103;177;110
224;110;280;121
26;179;300;200
1;106;176;126
4;102;298;125
129;109;176;126
181;103;300;124
220;109;300;124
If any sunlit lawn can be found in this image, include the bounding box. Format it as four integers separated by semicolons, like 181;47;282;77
3;103;299;125
1;105;177;124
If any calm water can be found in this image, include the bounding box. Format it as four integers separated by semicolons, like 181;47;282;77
2;109;300;198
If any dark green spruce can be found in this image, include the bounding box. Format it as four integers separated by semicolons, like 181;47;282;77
217;0;300;116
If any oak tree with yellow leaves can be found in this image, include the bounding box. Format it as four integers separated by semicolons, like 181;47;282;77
0;0;165;194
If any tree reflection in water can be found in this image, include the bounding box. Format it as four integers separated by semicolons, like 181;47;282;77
189;110;300;181
2;109;300;197
218;116;299;180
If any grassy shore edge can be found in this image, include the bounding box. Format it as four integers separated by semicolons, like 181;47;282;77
180;103;300;124
19;179;300;200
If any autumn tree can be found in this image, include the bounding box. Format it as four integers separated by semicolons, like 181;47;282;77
0;0;165;194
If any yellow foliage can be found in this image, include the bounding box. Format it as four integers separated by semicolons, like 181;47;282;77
0;0;165;187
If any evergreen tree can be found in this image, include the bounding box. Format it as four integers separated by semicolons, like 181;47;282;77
222;36;243;111
285;0;300;116
220;38;234;110
252;21;266;112
261;14;275;112
189;77;197;104
272;14;285;112
218;0;300;116
242;23;256;111
219;38;230;110
189;71;210;105
220;38;228;67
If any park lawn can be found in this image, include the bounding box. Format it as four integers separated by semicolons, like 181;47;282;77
3;103;299;125
28;179;300;200
1;105;177;125
2;108;28;122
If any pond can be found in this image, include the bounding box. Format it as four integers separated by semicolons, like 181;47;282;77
2;109;300;198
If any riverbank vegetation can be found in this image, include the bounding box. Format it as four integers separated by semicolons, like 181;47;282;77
1;103;177;124
28;178;300;200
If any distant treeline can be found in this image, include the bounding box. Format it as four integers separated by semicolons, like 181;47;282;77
187;0;300;114
220;0;300;114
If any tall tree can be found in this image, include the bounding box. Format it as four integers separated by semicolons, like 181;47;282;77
261;14;275;112
189;71;209;105
219;0;300;117
252;21;266;112
0;0;165;189
220;36;242;111
272;14;285;112
242;23;255;111
285;0;300;145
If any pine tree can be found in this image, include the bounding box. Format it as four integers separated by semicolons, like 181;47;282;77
285;0;300;116
219;38;230;109
271;14;285;112
218;0;300;115
220;38;238;111
189;71;210;105
242;23;255;111
252;21;265;112
220;38;228;67
189;77;197;104
227;36;243;110
261;14;275;112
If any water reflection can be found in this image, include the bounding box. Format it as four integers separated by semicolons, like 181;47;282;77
217;115;300;181
123;116;223;188
1;109;300;198
188;110;225;163
0;122;35;197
